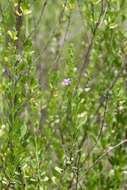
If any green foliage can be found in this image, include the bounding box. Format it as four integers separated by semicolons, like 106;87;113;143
0;0;127;189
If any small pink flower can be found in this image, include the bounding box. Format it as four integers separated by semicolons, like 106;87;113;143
62;78;71;86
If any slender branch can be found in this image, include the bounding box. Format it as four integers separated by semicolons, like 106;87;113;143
35;0;69;59
24;0;48;42
68;2;108;188
81;59;126;160
76;0;107;89
68;55;126;189
15;0;23;49
85;139;127;175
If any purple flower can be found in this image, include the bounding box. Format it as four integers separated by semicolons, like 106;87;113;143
62;78;71;86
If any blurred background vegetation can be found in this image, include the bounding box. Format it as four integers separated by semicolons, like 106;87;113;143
0;0;127;189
